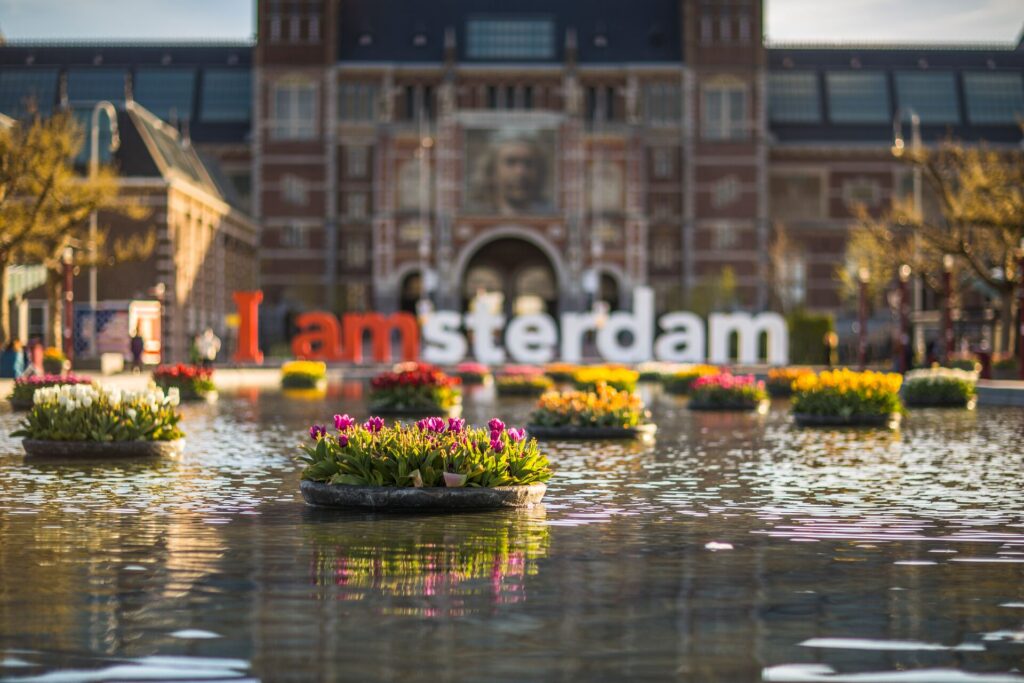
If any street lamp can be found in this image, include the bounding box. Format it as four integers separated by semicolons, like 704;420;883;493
894;264;911;373
62;246;75;363
416;113;434;315
942;254;955;365
858;266;870;370
88;101;120;358
892;107;923;358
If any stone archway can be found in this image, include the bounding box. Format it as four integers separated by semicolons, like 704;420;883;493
459;237;560;318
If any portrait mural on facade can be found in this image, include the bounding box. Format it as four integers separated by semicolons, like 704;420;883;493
463;126;557;216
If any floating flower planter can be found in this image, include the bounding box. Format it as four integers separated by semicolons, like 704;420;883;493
662;364;720;395
902;367;978;408
791;369;903;428
453;361;491;386
13;384;184;459
687;373;769;412
572;365;639;393
281;360;328;390
153;363;218;402
526;382;656;440
636;361;683;383
299;416;551;510
367;363;461;415
495;368;553;397
765;367;814;398
6;374;93;411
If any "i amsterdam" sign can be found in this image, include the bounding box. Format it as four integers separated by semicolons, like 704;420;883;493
231;288;789;365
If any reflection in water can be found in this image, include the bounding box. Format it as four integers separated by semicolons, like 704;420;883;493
307;509;549;616
0;392;1022;682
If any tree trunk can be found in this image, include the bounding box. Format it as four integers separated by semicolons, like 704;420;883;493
0;257;9;346
46;268;62;349
998;289;1016;357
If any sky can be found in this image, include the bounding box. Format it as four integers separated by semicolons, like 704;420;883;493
0;0;1021;44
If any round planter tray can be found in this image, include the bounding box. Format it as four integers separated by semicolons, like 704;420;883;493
179;390;218;403
793;412;901;428
456;374;492;386
8;397;34;411
904;397;976;409
300;479;546;510
526;423;657;440
688;399;769;413
22;438;185;459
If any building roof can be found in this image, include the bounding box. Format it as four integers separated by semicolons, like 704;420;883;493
337;0;681;64
0;42;251;145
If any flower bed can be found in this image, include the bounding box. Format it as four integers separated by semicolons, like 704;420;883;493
495;372;554;397
13;384;184;458
153;363;216;401
544;362;581;383
791;369;903;427
688;373;769;411
572;366;639;393
766;367;815;398
299;415;551;510
42;346;66;375
7;374;93;410
903;367;977;408
662;365;720;395
454;361;491;385
526;383;655;439
368;363;461;414
282;360;327;389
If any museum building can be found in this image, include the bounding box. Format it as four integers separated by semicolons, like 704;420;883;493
2;0;1024;349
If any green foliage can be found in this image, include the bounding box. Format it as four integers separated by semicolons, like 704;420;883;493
12;384;183;442
689;377;768;410
791;369;903;418
281;372;324;389
685;267;737;318
787;309;834;365
903;368;977;407
529;384;649;429
300;422;551;488
368;384;460;412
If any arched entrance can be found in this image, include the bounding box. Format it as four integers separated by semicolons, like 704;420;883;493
460;237;559;318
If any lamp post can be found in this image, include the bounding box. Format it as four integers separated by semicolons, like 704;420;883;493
62;246;75;363
942;254;955;365
1017;238;1024;380
892;108;922;358
88;101;120;358
415;112;434;317
858;266;870;370
895;264;911;373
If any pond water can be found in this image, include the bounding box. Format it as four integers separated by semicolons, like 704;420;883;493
1;383;1023;682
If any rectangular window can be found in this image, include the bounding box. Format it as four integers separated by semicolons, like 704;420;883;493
201;69;251;122
770;173;825;221
346;238;368;267
768;72;820;123
702;83;747;140
781;252;807;307
282;224;307;248
309;15;320;42
347;192;368;219
66;68;126;104
644;82;682;125
466;18;555;60
826;71;890;123
133;68;196;122
652;148;674;179
0;68;59;117
338;83;379;122
346;146;368;177
272;81;318;140
894;71;959;124
963;72;1024;124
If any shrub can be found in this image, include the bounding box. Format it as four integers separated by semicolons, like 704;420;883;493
766;367;815;398
544;362;581;382
42;346;66;374
787;310;834;365
903;367;977;407
369;363;461;412
153;363;215;399
791;369;902;418
689;373;768;410
530;382;650;429
573;366;639;392
8;374;93;404
282;360;327;388
13;384;183;442
662;365;720;395
495;373;554;396
636;361;682;382
300;416;551;488
454;361;491;385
